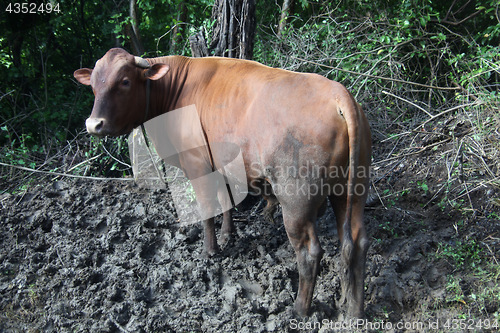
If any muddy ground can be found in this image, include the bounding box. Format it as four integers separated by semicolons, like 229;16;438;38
1;152;499;332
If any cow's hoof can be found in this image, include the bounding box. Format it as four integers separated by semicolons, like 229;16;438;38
202;246;219;259
201;250;216;259
347;309;365;320
365;192;380;207
338;306;365;321
294;301;310;318
219;232;232;247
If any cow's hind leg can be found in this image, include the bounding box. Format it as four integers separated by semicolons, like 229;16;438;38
282;204;324;316
330;194;368;318
262;196;278;223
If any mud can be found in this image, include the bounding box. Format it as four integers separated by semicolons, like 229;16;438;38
0;171;498;332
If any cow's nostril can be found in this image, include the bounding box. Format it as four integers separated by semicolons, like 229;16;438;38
86;118;106;136
95;120;103;131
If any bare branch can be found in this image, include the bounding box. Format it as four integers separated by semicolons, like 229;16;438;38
0;161;135;181
382;90;434;118
433;8;484;26
293;57;461;91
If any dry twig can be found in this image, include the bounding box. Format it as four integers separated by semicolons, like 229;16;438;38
292;57;461;91
0;161;134;182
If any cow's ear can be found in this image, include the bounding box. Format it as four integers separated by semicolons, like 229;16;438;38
74;68;93;86
144;64;169;81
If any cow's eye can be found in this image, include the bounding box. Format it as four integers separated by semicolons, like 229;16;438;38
122;79;130;87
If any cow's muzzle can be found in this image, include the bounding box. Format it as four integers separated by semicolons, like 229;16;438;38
86;117;106;136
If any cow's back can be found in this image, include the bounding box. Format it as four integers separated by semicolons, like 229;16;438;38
182;58;351;172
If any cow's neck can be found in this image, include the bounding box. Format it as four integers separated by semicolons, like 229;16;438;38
147;56;192;119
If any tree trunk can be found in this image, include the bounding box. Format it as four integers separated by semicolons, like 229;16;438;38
128;0;144;55
171;2;188;52
239;0;256;59
189;28;209;57
190;0;255;59
278;0;294;36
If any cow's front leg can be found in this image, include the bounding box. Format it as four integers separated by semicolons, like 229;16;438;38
187;164;222;257
217;183;235;246
219;209;233;246
203;217;219;256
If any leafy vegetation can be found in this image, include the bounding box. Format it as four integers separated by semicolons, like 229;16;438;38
437;239;484;270
1;0;498;178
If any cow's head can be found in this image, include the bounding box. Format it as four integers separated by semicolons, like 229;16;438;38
74;48;169;137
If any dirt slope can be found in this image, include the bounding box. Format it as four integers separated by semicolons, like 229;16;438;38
0;173;498;332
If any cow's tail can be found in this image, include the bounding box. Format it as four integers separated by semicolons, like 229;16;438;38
338;91;360;305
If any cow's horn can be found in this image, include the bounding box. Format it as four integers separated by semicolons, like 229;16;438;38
134;56;150;68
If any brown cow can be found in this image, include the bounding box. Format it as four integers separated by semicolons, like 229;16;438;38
74;48;371;318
